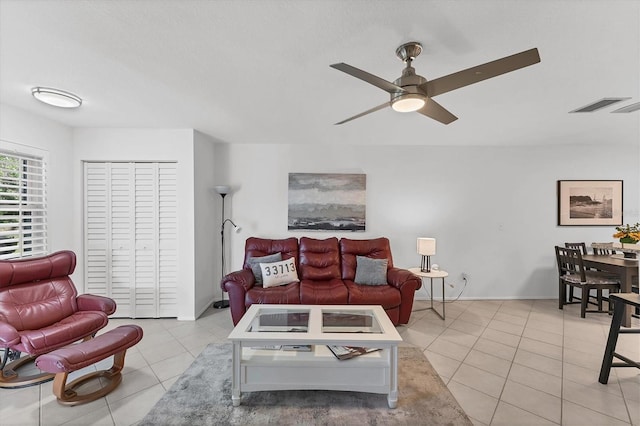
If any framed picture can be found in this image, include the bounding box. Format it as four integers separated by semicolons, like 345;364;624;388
288;173;366;231
557;180;623;226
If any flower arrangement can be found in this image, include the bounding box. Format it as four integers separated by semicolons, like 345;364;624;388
613;222;640;244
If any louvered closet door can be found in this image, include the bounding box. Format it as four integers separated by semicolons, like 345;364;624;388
84;162;178;318
157;164;178;316
84;163;111;298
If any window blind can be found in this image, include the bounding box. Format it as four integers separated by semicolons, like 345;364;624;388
0;150;47;259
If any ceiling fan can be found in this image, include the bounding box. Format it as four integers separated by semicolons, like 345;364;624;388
330;42;540;125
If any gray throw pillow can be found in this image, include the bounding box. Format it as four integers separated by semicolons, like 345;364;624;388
354;256;388;285
247;253;282;285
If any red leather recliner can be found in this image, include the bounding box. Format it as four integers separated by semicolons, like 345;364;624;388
0;250;116;388
221;237;421;326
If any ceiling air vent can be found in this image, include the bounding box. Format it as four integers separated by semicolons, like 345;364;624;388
611;102;640;113
570;98;630;113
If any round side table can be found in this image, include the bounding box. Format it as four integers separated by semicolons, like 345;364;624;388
409;268;448;320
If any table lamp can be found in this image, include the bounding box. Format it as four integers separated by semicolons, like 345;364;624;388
417;237;436;272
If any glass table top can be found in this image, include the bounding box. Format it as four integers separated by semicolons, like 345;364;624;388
246;307;382;334
248;308;310;332
321;309;382;333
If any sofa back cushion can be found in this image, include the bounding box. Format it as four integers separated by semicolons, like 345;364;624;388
340;237;394;281
0;251;79;331
243;237;299;271
299;237;341;281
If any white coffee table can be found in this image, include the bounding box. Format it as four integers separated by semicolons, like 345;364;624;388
227;304;403;408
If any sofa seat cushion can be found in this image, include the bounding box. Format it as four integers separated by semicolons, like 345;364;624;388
15;310;109;356
300;279;349;305
344;280;401;309
245;282;301;307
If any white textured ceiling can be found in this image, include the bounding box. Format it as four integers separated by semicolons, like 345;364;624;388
1;0;638;146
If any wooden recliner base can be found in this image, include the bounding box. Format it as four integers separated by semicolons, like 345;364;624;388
0;335;95;389
0;355;55;389
52;350;126;406
35;325;143;406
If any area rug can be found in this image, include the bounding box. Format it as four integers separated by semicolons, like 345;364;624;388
140;343;471;426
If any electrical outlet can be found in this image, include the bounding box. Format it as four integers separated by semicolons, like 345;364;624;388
462;273;469;281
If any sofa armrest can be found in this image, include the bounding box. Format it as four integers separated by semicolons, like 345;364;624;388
0;322;21;348
221;269;256;292
387;267;422;325
77;294;117;315
387;267;422;291
221;269;256;325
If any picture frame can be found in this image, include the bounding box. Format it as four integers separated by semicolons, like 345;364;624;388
557;180;623;226
288;173;366;231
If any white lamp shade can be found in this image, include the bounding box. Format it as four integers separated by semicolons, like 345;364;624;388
214;185;231;195
417;237;436;256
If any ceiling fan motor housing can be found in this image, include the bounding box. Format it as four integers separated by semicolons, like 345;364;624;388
392;67;428;104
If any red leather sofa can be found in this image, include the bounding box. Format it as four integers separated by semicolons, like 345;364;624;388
221;237;421;326
0;251;116;388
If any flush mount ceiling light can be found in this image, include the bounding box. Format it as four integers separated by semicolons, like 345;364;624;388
31;87;82;108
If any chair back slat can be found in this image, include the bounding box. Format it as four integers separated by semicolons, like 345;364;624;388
564;242;587;255
555;246;586;282
591;242;616;255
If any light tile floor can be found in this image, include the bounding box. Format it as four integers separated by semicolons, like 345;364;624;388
1;299;638;425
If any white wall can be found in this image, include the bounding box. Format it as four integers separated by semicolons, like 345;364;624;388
2;102;638;315
220;143;639;301
72;128;198;320
193;131;219;317
0;104;74;252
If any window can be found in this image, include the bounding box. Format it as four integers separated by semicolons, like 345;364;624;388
0;149;47;259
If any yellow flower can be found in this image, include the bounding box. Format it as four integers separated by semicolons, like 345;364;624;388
614;223;640;242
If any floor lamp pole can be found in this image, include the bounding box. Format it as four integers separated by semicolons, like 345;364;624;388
213;193;230;309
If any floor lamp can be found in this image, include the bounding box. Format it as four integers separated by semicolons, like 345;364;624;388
213;185;240;309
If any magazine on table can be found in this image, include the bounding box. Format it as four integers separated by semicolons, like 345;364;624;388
327;345;381;360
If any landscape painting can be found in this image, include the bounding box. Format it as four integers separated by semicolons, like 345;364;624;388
557;180;623;226
288;173;366;231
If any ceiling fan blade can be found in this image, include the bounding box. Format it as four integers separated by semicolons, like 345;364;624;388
335;102;390;125
331;63;405;95
417;98;458;124
421;48;540;97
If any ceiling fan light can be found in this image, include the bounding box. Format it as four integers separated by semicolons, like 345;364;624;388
31;87;82;108
391;95;425;113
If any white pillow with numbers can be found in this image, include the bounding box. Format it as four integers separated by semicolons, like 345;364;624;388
259;258;300;288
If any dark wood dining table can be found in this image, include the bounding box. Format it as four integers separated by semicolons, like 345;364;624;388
582;254;639;327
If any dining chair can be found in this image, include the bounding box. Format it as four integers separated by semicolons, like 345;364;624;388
564;242;588;303
589;242;619;307
591;242;617;255
555;246;620;318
